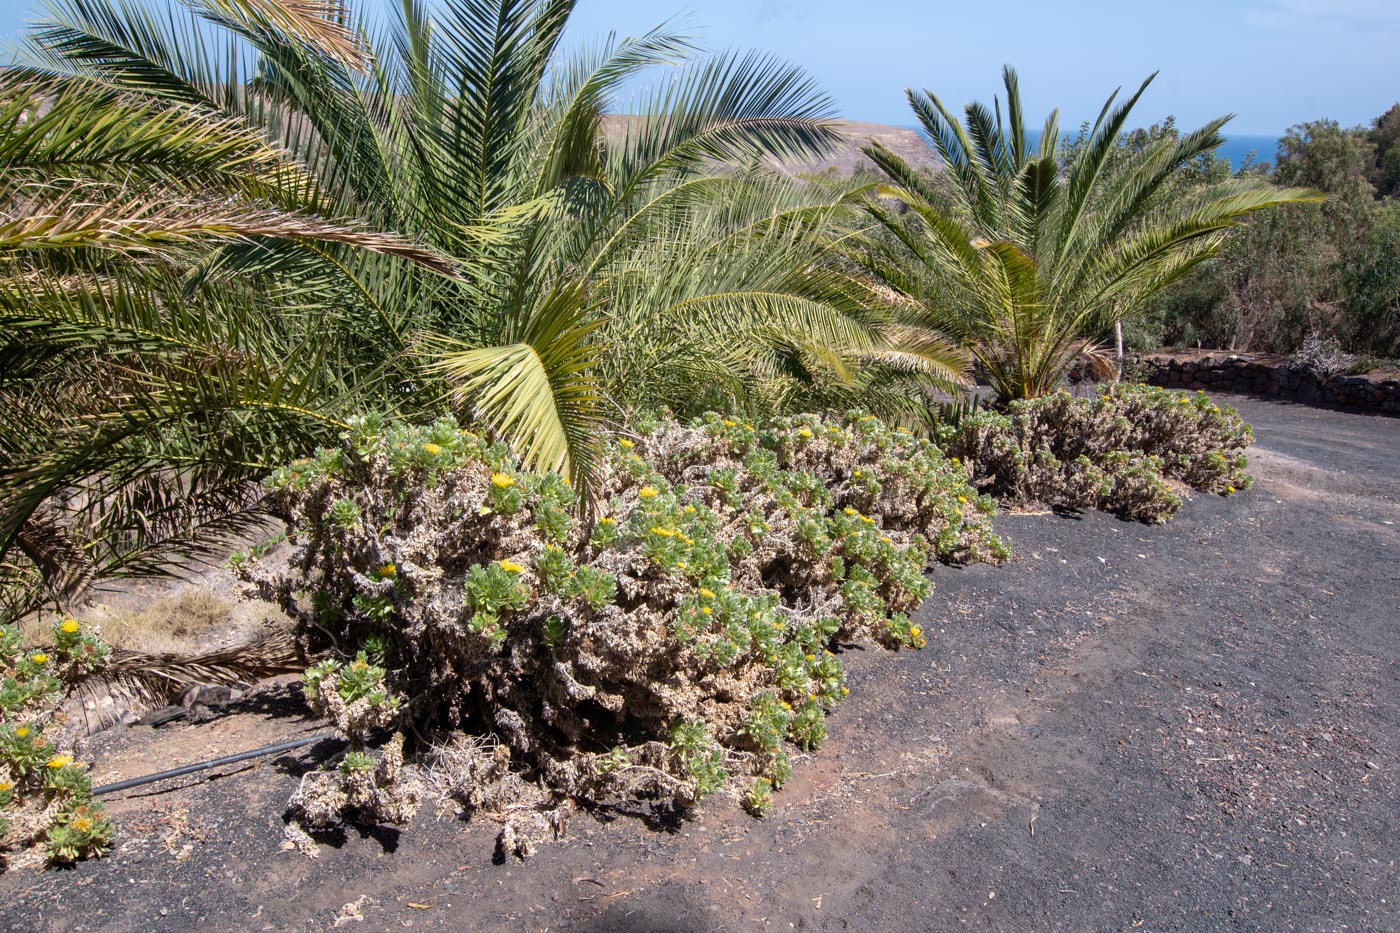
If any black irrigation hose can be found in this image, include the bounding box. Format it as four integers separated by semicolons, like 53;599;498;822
92;733;336;797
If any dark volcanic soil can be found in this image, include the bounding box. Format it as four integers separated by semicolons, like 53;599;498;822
3;397;1396;932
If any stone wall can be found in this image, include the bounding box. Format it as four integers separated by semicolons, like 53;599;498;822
1136;352;1400;415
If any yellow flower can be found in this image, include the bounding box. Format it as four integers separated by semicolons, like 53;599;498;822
842;507;856;516
0;781;12;793
47;754;73;770
840;687;849;695
701;607;712;615
743;423;754;430
910;625;922;638
70;817;93;833
798;428;813;439
859;515;874;524
674;561;687;570
599;516;616;525
957;495;968;504
805;654;815;662
60;619;80;635
618;438;634;448
827;425;840;433
377;562;397;578
639;486;659;498
881;536;892;543
351;659;368;672
1226;485;1236;494
649;526;676;537
30;653;48;665
722;419;737;427
14;727;29;739
699;587;716;599
422;442;442;456
490;473;515;489
781;701;792;710
498;560;525;574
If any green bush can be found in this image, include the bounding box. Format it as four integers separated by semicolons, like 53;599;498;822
244;411;1005;851
942;384;1254;523
0;618;115;867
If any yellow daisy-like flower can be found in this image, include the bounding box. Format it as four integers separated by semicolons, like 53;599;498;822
674;561;687;570
498;560;525;574
599;516;616;525
827;425;840;433
639;486;659;498
842;507;857;516
60;619;80;635
798;428;813;439
1226;485;1236;494
47;755;73;770
490;472;515;489
422;442;442;456
351;659;368;672
649;527;676;537
377;563;397;578
910;625;922;638
881;536;892;544
70;817;94;833
618;438;634;448
859;515;874;524
840;687;850;696
30;653;48;665
781;701;792;710
700;607;712;615
15;727;29;739
722;419;737;427
957;495;968;504
805;654;815;662
683;505;696;514
699;587;716;599
0;781;13;793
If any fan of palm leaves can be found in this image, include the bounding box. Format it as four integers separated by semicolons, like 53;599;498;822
860;66;1322;402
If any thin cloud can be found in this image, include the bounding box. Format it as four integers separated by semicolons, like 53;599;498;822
1244;0;1400;33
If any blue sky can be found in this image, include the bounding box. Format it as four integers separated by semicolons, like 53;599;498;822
2;0;1397;135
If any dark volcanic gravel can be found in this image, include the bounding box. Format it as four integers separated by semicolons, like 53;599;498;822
2;396;1396;931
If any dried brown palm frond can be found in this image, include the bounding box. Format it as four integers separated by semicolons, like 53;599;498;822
64;630;306;734
202;0;369;73
1;183;459;276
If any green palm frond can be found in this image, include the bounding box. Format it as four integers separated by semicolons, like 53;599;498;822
863;66;1323;402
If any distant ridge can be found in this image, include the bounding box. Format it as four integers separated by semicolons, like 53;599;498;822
602;116;940;177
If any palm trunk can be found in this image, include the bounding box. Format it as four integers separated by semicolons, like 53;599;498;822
1114;320;1124;382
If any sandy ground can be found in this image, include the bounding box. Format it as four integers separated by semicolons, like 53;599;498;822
2;396;1396;932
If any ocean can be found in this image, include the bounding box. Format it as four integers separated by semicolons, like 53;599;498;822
899;127;1283;171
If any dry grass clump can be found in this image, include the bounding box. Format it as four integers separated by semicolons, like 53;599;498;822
19;589;232;656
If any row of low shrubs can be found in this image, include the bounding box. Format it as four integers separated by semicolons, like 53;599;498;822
2;386;1256;864
245;408;1007;852
242;386;1252;855
944;384;1253;522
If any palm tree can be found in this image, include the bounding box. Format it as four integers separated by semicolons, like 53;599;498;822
3;0;953;617
860;66;1321;402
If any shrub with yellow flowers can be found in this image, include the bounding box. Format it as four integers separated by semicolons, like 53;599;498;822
242;408;1008;857
0;618;115;867
943;384;1254;523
